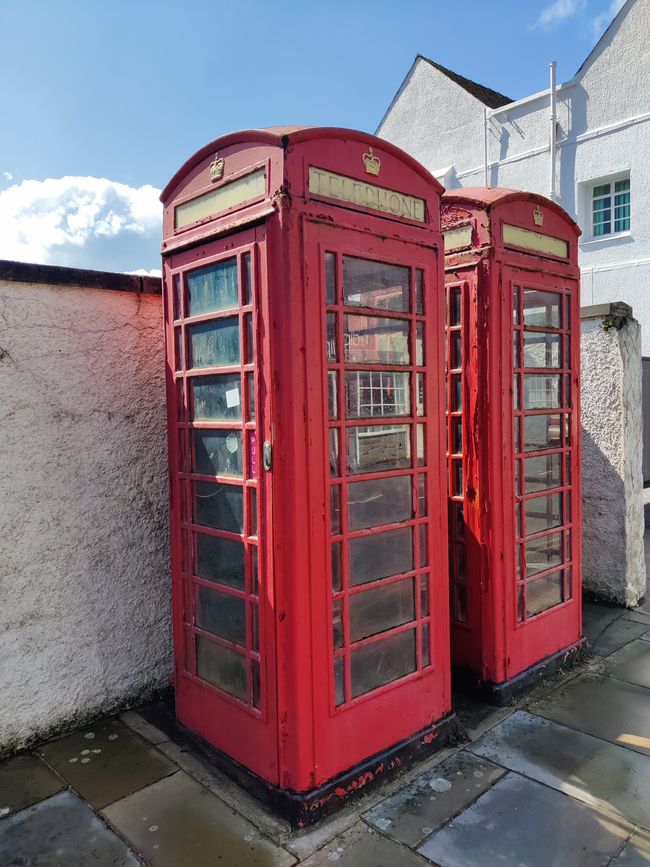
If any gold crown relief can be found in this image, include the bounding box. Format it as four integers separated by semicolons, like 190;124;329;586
533;205;544;226
209;153;225;182
363;146;381;176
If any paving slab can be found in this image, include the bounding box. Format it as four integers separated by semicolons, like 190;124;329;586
588;616;650;657
362;750;505;848
0;753;64;816
0;789;140;865
418;772;633;867
102;770;296;867
530;672;650;757
471;710;650;829
301;821;430;866
39;717;177;809
624;609;650;627
582;602;624;645
611;828;650;865
602;639;650;688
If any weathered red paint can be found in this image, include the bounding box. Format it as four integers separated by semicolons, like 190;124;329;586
441;188;582;692
160;127;452;798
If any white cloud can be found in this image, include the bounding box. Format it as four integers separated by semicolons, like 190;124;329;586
535;0;587;28
2;171;13;181
591;0;626;39
0;176;162;271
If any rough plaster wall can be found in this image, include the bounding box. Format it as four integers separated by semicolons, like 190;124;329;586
0;280;172;753
580;315;645;604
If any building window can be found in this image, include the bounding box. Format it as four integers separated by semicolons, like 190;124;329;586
592;178;630;237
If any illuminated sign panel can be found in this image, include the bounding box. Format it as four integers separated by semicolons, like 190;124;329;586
308;167;426;223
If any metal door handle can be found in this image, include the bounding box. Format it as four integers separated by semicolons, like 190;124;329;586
263;441;272;471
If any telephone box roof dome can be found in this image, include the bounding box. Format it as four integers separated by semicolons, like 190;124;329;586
443;187;580;234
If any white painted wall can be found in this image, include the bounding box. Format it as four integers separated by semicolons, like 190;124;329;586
378;0;650;351
0;272;172;754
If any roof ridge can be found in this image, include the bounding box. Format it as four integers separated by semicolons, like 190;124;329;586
417;55;513;109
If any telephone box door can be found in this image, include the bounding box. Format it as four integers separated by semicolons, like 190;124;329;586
305;223;451;782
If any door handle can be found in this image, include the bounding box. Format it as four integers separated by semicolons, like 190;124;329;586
263;440;272;471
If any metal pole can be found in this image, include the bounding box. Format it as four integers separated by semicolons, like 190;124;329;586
549;61;557;201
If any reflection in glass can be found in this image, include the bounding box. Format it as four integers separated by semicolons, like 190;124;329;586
523;332;561;368
347;424;411;474
330;428;340;476
525;531;563;577
196;584;246;645
242;252;252;306
334;656;345;706
189;318;240;369
524;414;562;452
417;424;425;466
513;286;520;325
349;526;413;586
416;322;425;366
347;475;412;531
344;315;410;365
187;258;238;316
514;416;521;453
350;629;416;698
525;493;562;535
418;474;427;516
333;598;344;648
523;374;561;409
328;372;339;420
244;313;254;363
421;623;431;667
247;372;255;421
417;373;425;417
331;485;341;534
195;532;245;590
419;524;428;567
527;570;563;616
523;453;562;493
326;313;337;362
325;252;337;305
343;256;409;312
346;371;410;418
194;481;244;534
349;579;415;643
523;289;561;329
192;375;242;421
196;635;247;700
416;269;424;315
194;429;243;477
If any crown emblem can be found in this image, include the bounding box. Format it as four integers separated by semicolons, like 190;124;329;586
533;205;544;226
363;146;381;176
209;153;225;182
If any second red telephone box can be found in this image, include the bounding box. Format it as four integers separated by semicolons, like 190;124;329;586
160;127;454;825
441;188;583;703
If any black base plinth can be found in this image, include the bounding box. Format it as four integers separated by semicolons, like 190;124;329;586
138;698;464;827
454;637;588;707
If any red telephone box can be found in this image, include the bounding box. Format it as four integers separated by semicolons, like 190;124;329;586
160;127;454;825
441;188;583;703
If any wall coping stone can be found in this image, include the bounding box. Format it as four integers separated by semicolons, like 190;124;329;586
581;301;633;320
0;259;162;295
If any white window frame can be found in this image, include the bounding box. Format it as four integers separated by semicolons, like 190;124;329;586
579;171;631;243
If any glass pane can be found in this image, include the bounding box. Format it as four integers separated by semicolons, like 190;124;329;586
452;460;463;497
450;331;461;370
343;256;409;312
525;493;563;535
348;475;412;531
450;375;462;411
420;574;429;616
523;289;561;329
415;269;424;315
346;371;410;418
247;372;255;421
349;526;413;586
417;424;425;466
344;315;410;365
514;416;521;454
196;585;246;645
194;430;243;477
330;428;340;475
525;531;563;577
196;635;247;700
349;579;415;643
325;252;337;305
449;286;461;326
175;328;183;372
327;313;337;362
242;252;252;306
251;603;259;652
348;424;411;473
524;414;562;452
331;542;342;591
195;533;245;590
523;332;561;368
328;372;339;420
450;501;464;539
418;474;427;516
192;374;242;421
419;524;428;567
527;570;564;616
249;488;257;536
456;584;467;623
513;286;520;325
188;318;239;369
451;417;462;454
331;485;341;534
417;373;425;417
421;623;431;667
173;274;181;320
517;585;525;622
252;658;260;709
251;545;259;595
334;656;345;706
416;322;425;366
187;258;238;316
194;481;244;534
523;374;561;410
244;313;254;363
351;629;416;698
523;453;562;493
333;598;344;648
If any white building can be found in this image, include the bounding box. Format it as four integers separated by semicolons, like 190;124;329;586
377;0;650;350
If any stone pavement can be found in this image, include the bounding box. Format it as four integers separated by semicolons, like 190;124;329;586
2;594;649;866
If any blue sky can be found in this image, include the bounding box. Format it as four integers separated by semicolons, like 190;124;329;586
0;0;625;273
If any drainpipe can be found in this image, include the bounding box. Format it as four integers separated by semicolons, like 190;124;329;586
549;60;557;201
483;107;489;187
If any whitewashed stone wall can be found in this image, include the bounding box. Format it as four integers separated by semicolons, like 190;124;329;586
581;302;645;605
0;262;172;754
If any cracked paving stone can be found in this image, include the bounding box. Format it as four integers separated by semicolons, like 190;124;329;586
418;773;633;867
611;828;650;865
38;717;177;809
300;821;430;866
0;753;65;816
529;672;650;757
362;750;505;848
602;639;650;689
0;790;140;865
102;770;296;867
471;710;650;830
